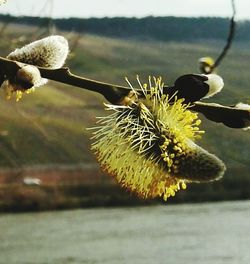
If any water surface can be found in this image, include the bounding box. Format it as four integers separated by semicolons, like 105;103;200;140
1;200;250;264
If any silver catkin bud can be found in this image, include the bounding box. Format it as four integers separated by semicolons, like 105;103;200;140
7;35;69;69
4;35;69;100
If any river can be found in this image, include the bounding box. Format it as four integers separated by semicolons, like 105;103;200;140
1;200;250;264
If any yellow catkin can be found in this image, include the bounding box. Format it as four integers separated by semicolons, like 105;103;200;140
91;76;224;200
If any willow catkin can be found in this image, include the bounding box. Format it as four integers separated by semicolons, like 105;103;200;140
4;35;69;101
91;76;226;200
7;35;69;69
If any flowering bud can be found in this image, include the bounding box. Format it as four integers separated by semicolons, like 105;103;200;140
3;65;43;101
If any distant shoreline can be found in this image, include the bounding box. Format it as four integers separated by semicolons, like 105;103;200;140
1;165;250;213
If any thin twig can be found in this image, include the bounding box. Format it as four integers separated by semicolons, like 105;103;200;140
0;56;131;103
213;0;236;70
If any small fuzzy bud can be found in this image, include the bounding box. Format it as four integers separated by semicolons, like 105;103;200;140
235;102;250;111
15;65;42;89
199;57;215;74
235;102;250;130
171;73;224;103
203;74;224;98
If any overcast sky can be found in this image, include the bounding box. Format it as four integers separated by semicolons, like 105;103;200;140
0;0;249;20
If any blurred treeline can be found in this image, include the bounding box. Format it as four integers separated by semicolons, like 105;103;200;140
1;14;250;41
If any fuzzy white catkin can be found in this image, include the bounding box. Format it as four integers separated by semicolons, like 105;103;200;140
6;35;69;88
0;0;7;5
7;35;69;69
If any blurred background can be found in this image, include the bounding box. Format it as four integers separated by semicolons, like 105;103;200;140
0;1;250;263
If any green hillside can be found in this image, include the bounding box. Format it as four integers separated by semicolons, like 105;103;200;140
0;23;249;209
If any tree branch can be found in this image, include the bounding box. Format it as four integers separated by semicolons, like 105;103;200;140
0;56;249;129
0;56;131;104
